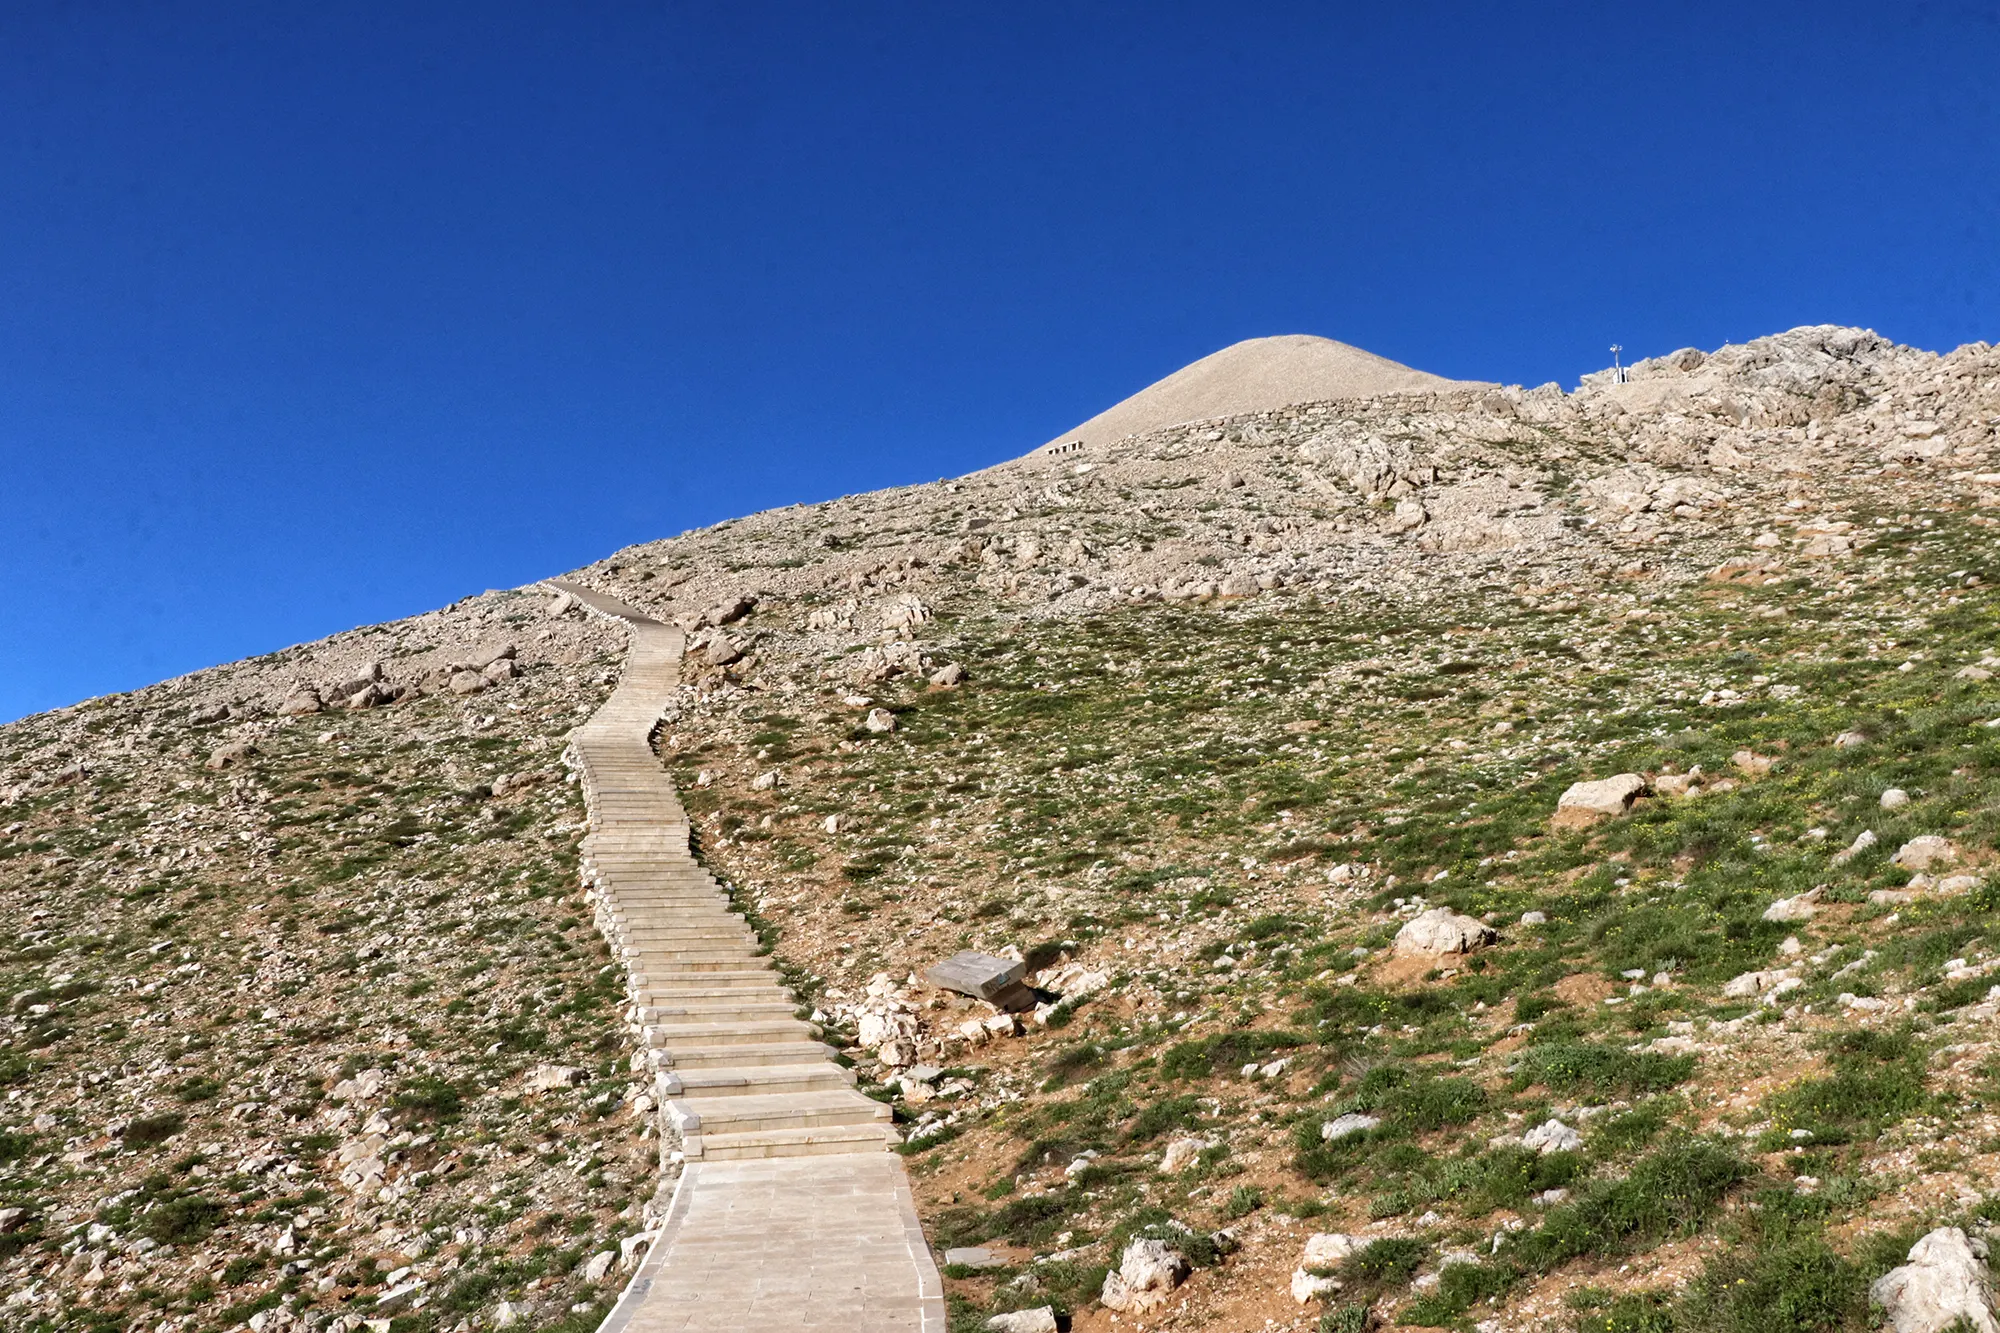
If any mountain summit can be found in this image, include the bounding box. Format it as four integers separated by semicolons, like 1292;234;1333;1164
1041;333;1478;453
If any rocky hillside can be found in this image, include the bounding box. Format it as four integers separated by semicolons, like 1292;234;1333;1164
8;324;2000;1333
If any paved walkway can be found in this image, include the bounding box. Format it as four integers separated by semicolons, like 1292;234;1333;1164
547;579;945;1333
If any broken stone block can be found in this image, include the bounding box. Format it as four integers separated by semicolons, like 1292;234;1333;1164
924;951;1027;1002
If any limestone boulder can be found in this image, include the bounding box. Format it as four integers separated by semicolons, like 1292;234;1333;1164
1552;773;1647;828
1871;1228;1998;1333
1100;1238;1189;1313
1320;1113;1380;1142
205;740;258;771
1762;888;1822;923
1158;1136;1212;1174
1394;907;1496;957
1521;1119;1583;1154
1893;836;1959;872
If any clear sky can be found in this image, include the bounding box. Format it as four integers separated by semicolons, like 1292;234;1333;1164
3;2;1996;722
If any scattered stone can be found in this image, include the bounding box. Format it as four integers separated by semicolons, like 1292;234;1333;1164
929;662;966;687
706;595;756;627
864;708;897;733
1723;968;1797;999
945;1247;1007;1270
1320;1113;1380;1142
1832;829;1879;864
581;1251;617;1283
1653;770;1701;798
1394;907;1496;957
1302;1233;1361;1267
984;1309;1058;1333
1100;1238;1189;1313
751;769;781;791
1881;788;1911;810
205;740;258;771
702;635;744;667
1519;910;1548;926
1762;887;1822;923
1893;836;1959;872
1834;730;1867;748
1552;773;1647;828
526;1064;588;1092
277;690;324;716
1521;1119;1583;1154
1158;1136;1212;1174
447;670;487;696
1871;1227;1999;1333
1292;1268;1341;1304
1732;749;1775;777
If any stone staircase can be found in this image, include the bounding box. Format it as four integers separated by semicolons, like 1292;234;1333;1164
548;579;944;1332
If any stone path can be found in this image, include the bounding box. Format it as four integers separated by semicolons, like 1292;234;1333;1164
547;579;946;1333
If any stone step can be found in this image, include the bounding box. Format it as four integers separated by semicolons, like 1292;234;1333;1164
643;998;801;1022
626;953;769;973
633;969;784;991
664;1063;856;1099
636;980;800;1000
669;1090;890;1137
653;1018;819;1047
659;1040;838;1070
694;1121;897;1161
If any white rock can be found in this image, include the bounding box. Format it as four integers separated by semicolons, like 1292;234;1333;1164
1521;1119;1583;1154
1320;1114;1380;1142
1722;968;1795;999
751;769;781;791
864;708;898;733
1834;731;1867;748
582;1251;617;1283
1394;907;1496;957
1158;1136;1212;1174
494;1302;525;1329
984;1310;1058;1333
1552;773;1647;826
1732;749;1775;777
1100;1238;1189;1313
1881;787;1911;810
1519;911;1548;926
1871;1228;1999;1333
619;1231;655;1269
1302;1233;1362;1267
1832;829;1878;863
526;1065;587;1093
1292;1269;1342;1303
1762;888;1821;923
1893;836;1959;872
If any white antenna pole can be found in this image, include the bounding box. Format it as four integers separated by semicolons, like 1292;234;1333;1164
1610;344;1625;384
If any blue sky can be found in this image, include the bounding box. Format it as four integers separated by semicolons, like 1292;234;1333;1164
2;2;1996;722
